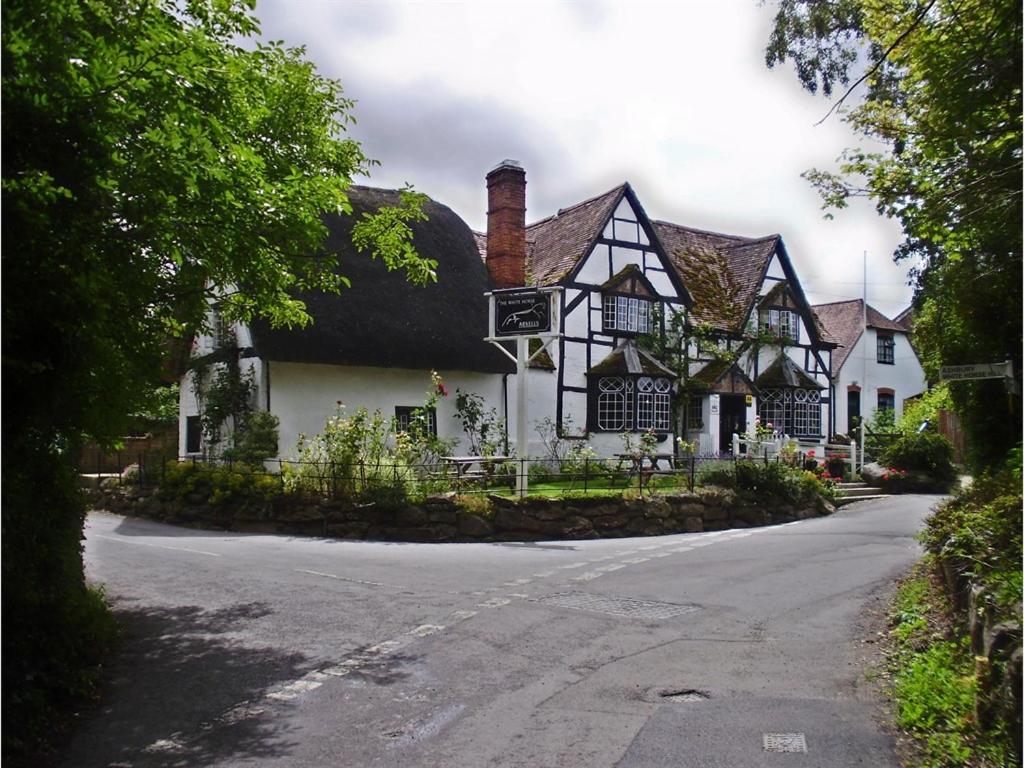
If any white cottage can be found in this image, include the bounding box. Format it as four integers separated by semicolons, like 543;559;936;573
811;299;927;435
180;161;840;460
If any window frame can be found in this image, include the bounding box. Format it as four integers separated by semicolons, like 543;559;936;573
591;375;673;433
394;406;438;437
758;387;823;438
602;294;653;335
757;307;800;342
876;332;895;364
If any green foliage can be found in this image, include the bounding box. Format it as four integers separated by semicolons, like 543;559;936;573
223;411;280;465
920;451;1023;622
160;460;281;508
698;460;834;506
283;405;415;503
392;372;457;467
880;431;956;480
2;0;430;756
454;389;505;456
126;383;180;435
887;565;1014;768
764;0;1022;471
896;384;953;435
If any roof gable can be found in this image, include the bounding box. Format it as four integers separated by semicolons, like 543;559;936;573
756;354;824;389
811;298;907;373
587;340;676;377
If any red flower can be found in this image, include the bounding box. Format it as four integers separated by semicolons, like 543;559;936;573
436;382;449;397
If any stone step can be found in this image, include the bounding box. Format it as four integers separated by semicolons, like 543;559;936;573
836;482;868;489
835;486;882;498
836;494;891;507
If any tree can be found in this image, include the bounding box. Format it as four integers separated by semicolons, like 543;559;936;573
1;0;432;759
764;0;1021;468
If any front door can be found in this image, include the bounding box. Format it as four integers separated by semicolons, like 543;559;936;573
718;395;747;453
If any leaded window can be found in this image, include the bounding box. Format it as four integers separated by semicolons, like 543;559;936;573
603;295;652;334
878;392;895;412
758;387;822;437
792;389;821;436
594;375;671;432
758;389;788;432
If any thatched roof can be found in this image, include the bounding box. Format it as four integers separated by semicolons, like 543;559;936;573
250;186;513;374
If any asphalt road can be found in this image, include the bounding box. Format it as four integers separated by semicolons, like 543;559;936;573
67;495;939;767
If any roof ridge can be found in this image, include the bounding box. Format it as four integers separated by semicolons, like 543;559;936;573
651;218;761;243
526;183;626;230
811;298;863;309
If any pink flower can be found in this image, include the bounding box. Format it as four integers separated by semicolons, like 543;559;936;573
767;422;774;429
807;450;815;458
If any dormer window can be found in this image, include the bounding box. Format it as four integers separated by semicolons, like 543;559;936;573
758;308;799;342
600;264;658;336
603;295;652;334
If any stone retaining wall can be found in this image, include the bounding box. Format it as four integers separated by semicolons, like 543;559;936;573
93;485;835;543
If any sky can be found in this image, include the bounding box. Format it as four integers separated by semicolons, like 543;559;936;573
254;0;917;317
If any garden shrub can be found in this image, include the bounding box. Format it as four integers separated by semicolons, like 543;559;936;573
160;460;281;507
825;455;848;480
699;460;834;507
880;431;956;481
920;450;1023;622
222;410;279;465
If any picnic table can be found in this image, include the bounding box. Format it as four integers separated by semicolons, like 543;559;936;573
440;455;511;480
614;452;676;472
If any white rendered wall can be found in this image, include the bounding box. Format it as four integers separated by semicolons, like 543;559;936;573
832;330;927;434
269;362;507;460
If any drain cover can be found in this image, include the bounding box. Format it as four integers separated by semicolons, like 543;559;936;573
659;689;708;702
763;733;807;753
534;592;699;620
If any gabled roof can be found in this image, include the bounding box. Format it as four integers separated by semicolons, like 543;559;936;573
689;359;758;396
893;305;915;332
653;221;777;331
811;299;907;373
526;184;625;286
250;186;514;374
586;340;676;377
756;355;825;389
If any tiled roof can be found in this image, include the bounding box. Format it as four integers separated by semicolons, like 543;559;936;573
811;299;906;373
756;354;824;389
653;221;778;332
587;340;676;377
525;185;626;285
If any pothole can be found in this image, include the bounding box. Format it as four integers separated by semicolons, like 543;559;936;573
657;688;709;702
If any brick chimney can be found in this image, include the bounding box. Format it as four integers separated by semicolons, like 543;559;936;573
485;160;527;288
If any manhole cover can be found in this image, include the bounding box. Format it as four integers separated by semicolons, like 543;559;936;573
763;733;807;753
659;689;708;702
534;592;700;620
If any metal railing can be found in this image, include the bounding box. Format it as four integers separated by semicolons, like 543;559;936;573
85;450;829;501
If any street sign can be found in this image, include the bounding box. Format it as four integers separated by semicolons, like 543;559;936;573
492;290;551;337
939;361;1013;381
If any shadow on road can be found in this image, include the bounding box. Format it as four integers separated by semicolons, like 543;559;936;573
60;599;309;768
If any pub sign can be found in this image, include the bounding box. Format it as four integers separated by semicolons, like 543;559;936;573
494;290;551;337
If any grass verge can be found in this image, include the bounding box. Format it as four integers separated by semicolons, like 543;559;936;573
887;559;1017;767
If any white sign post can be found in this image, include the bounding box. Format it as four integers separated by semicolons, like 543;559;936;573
485;288;562;497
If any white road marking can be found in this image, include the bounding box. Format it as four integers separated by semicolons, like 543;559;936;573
623;557;650;564
595;563;626;572
477;597;511;608
293;569;403;589
571;572;602;582
408;624;445;638
448;609;478;621
93;534;221;558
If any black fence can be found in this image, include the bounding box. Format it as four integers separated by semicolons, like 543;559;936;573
85;450;822;501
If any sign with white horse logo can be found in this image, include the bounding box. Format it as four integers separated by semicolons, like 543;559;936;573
494;291;550;337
